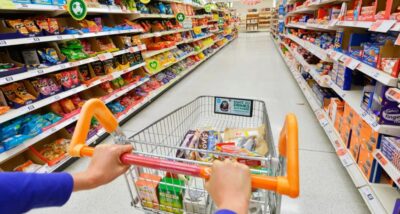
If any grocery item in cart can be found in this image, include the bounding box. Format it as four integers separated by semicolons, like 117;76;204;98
223;125;268;156
158;177;185;214
135;173;162;209
176;129;221;161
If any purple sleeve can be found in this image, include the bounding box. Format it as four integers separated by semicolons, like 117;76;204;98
0;172;73;214
215;209;236;214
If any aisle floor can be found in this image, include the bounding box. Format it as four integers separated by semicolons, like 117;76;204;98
30;33;369;214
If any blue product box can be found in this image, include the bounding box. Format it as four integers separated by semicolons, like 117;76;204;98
31;0;52;4
362;43;380;68
334;29;344;51
13;0;32;3
52;0;66;5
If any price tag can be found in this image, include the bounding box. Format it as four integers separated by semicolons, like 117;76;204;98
342;56;360;70
59;64;67;69
20;3;28;8
369;20;397;33
36;69;44;74
0;40;7;46
375;152;387;166
56;35;63;40
128;46;138;53
27;104;35;111
5;76;14;82
50;127;58;133
98;53;113;61
391;22;400;31
154;32;162;37
69;61;80;67
31;37;41;42
54;95;61;101
372;72;380;78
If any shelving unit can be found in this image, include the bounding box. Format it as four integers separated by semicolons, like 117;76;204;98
272;37;398;214
274;0;400;211
0;1;238;173
258;8;272;31
246;12;259;32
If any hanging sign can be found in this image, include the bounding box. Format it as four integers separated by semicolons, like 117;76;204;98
176;12;186;23
67;0;87;21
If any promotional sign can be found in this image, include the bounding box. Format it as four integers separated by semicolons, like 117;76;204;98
67;0;87;20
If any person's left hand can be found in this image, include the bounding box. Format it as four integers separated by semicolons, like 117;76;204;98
73;144;133;191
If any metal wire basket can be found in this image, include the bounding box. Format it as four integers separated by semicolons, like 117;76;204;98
68;96;299;214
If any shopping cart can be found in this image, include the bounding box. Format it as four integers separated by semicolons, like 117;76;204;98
69;96;299;214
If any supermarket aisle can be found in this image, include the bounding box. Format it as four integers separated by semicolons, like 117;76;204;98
30;33;368;214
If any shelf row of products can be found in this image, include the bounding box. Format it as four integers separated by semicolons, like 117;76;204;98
0;35;236;172
274;0;400;212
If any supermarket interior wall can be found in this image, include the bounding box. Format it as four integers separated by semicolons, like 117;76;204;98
232;0;274;17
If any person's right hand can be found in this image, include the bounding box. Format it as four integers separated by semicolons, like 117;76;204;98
205;159;251;214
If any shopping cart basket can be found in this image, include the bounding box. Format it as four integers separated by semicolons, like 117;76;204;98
69;96;299;214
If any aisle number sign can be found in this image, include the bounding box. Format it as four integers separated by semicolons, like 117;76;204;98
67;0;87;20
176;13;186;23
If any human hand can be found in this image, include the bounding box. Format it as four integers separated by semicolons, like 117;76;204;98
73;144;133;191
205;159;251;214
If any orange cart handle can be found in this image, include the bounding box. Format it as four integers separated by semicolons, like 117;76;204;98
69;99;119;157
69;100;299;197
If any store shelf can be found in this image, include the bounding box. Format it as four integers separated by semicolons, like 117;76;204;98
285;34;332;62
144;52;194;74
373;150;400;187
0;45;145;86
286;7;315;16
158;0;204;9
282;42;330;87
140;28;191;38
132;13;175;19
336;20;400;32
327;50;399;87
191;34;213;42
309;0;349;6
0;29;143;47
142;46;177;58
273;36;397;214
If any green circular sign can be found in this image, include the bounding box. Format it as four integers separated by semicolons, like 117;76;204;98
218;18;224;25
176;12;186;23
204;4;212;13
148;60;158;71
67;0;87;21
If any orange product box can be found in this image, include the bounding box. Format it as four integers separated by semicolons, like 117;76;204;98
358;144;375;179
135;173;162;209
350;141;361;162
328;98;344;123
364;131;379;153
334;112;343;132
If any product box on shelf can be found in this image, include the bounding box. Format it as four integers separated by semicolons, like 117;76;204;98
0;153;43;172
0;50;27;78
26;129;71;166
358;143;375;179
0;19;43;40
369;82;400;125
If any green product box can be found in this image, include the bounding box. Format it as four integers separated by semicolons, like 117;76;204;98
158;177;185;214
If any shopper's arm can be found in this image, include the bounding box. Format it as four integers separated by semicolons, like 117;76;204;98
0;144;132;214
0;172;74;214
206;159;251;214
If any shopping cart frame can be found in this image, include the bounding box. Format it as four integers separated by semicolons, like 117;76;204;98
68;96;299;214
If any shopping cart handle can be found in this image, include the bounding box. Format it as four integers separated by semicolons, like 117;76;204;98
69;99;119;157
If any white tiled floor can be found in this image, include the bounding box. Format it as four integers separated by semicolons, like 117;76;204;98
29;32;369;214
